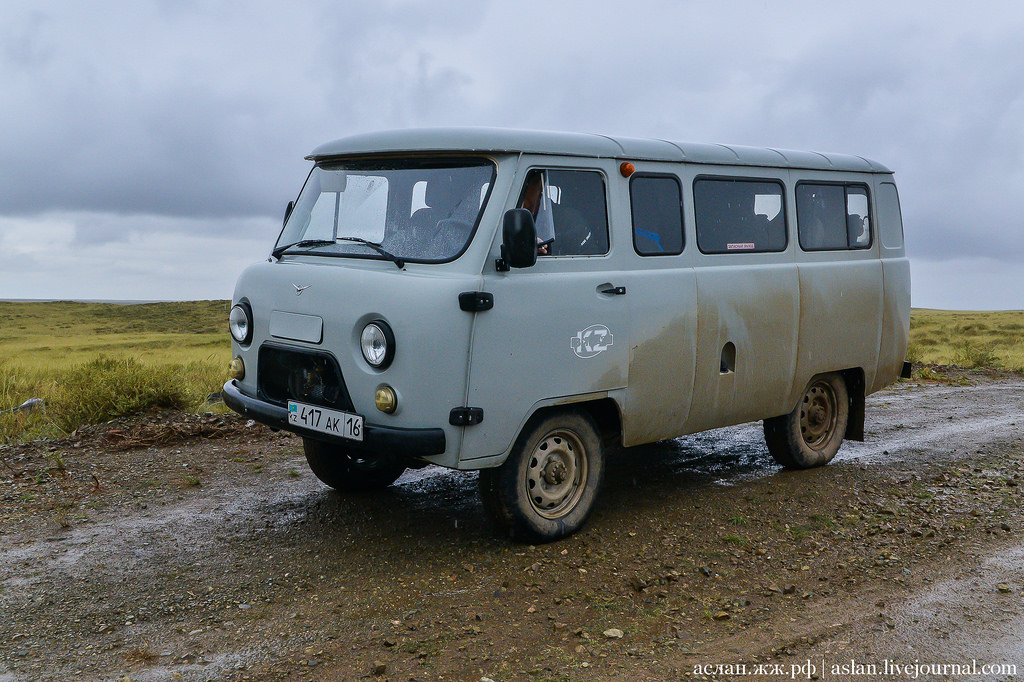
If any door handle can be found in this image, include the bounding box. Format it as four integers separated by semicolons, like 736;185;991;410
598;284;626;296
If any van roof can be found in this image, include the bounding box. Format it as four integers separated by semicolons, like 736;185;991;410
307;127;892;174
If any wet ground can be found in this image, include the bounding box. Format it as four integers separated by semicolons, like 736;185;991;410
1;372;1023;681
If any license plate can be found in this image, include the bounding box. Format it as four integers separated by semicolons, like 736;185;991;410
287;401;364;442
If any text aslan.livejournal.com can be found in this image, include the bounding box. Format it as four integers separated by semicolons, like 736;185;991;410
692;659;1018;679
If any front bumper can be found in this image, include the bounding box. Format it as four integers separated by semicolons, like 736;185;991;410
222;380;446;457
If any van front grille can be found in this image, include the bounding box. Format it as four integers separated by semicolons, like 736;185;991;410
257;345;354;412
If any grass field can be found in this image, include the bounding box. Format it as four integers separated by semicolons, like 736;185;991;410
1;302;1022;444
0;300;229;369
907;309;1024;372
1;301;231;443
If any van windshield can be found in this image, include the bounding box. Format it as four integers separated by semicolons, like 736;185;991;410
275;158;495;264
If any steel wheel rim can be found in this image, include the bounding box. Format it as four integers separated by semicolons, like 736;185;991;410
800;380;838;450
349;454;385;472
525;429;587;519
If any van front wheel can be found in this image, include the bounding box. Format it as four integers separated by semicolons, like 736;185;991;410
479;410;604;543
303;438;406;492
764;373;849;469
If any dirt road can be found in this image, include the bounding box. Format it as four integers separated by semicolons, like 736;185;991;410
2;372;1023;681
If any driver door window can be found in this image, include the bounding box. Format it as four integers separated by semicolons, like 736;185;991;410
519;169;609;256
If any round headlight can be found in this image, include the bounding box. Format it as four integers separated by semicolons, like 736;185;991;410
360;321;395;369
229;303;253;344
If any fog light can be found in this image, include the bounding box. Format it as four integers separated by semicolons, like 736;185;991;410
374;385;397;414
228;356;245;380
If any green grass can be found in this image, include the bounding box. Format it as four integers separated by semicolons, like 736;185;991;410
907;309;1024;372
1;301;231;443
727;514;749;526
0;300;229;369
1;303;1021;443
722;533;747;547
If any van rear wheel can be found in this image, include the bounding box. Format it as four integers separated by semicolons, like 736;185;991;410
303;438;406;492
479;410;604;543
764;372;849;469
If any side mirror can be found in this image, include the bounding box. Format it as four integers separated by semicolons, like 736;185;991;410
283;200;294;228
497;208;537;271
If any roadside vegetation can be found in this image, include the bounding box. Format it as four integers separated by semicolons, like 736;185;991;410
906;309;1024;373
0;301;230;443
2;302;1022;444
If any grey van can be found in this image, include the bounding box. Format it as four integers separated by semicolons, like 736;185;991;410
223;128;910;542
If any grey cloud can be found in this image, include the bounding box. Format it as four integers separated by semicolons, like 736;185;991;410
0;1;489;222
703;13;1024;265
1;75;305;218
312;4;484;130
2;0;1024;305
3;10;53;69
65;212;280;248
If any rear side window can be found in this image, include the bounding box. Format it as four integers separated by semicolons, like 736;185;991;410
630;175;684;255
693;178;786;253
877;182;904;249
796;182;872;251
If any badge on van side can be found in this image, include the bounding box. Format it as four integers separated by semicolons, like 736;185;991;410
571;324;614;359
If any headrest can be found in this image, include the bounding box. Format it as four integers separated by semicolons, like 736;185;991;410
425;175;455;208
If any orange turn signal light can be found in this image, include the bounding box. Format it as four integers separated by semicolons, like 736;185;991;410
620;162;635;177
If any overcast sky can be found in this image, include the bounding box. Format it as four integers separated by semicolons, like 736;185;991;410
1;0;1022;309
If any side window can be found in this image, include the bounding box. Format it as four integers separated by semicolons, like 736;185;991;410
630;175;684;256
796;183;872;251
846;187;871;248
877;182;904;250
796;184;846;250
519;169;609;256
693;178;786;253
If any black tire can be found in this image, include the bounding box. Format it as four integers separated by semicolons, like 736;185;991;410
764;372;849;469
479;410;604;543
303;438;406;492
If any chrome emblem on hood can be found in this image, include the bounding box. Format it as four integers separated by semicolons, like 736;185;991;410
292;283;311;296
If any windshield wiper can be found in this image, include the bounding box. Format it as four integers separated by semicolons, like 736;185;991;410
336;237;405;269
272;239;337;259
